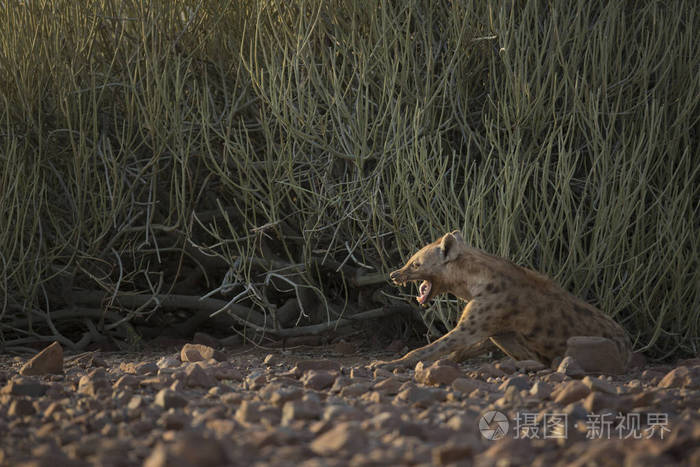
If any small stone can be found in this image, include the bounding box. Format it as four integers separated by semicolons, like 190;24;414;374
582;376;618;395
339;382;372;398
529;381;553;399
395;385;446;406
281;400;322;424
515;359;546;372
78;373;110;397
310;422;367;456
565;336;626;375
290;359;341;377
156;355;180;369
301;370;336;390
657;366;700;389
373;377;404;395
9;398;36;416
553;380;591;405
496;358;517;374
180;343;224;362
19;341;63;376
499;376;531;392
144;434;227;467
183;364;217;388
557;356;585;378
350;367;370;379
245;370;267;390
154;389;188;409
414;361;462;386
119;361;158;376
451;378;481;394
478;363;506;378
113;374;140;390
128;395;145;410
583;392;622;412
432;443;473;466
263;354;282;366
234;400;263;424
261;384;303;406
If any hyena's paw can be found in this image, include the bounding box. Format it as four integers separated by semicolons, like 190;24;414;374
368;359;405;372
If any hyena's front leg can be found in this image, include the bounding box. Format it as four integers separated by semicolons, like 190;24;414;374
371;301;491;370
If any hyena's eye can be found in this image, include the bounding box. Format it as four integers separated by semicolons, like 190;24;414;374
412;261;420;269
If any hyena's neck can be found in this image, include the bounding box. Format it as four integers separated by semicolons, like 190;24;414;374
442;256;502;301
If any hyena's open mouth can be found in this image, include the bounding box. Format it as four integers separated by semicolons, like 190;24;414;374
416;280;432;305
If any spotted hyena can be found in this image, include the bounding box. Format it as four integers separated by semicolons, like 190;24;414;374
373;231;632;371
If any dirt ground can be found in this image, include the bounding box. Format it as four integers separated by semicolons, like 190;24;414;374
0;339;698;466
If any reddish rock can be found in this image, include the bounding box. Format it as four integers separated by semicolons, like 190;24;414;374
565;336;626;375
19;341;63;376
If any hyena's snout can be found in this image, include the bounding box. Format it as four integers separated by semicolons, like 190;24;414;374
389;269;404;285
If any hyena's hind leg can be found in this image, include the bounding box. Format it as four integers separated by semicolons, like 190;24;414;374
489;332;543;363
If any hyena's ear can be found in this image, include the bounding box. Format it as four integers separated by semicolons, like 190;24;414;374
440;231;462;262
450;230;464;243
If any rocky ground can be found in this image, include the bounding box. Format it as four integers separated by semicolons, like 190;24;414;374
0;338;698;467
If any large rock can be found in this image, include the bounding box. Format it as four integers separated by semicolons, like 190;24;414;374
19;341;63;376
565;336;626;375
